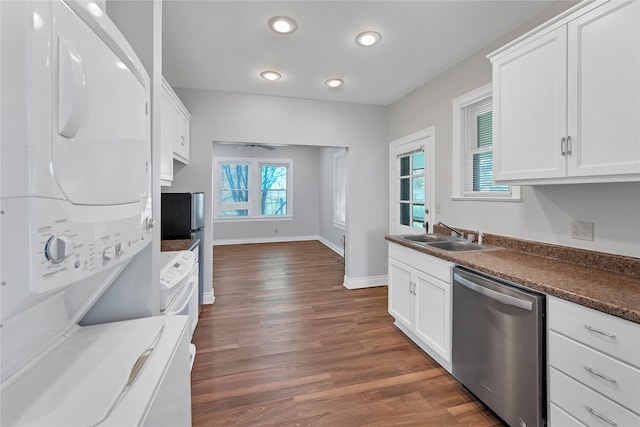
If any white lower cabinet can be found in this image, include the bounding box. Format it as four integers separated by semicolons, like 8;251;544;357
548;296;640;426
388;243;452;371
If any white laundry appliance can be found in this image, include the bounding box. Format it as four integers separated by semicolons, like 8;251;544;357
160;250;199;369
160;250;199;335
0;1;191;425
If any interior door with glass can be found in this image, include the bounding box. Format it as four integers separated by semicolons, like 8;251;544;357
390;130;434;235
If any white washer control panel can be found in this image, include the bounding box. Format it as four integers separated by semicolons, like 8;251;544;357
2;197;153;320
160;251;197;310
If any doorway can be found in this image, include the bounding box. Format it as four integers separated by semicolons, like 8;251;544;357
389;128;435;235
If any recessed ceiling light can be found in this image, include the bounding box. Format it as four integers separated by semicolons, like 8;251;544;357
325;78;344;88
269;16;297;34
355;31;382;47
260;70;282;81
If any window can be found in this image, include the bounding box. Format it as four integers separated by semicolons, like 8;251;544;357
452;84;520;201
399;150;426;229
333;150;346;228
260;164;287;216
215;157;292;219
219;162;249;216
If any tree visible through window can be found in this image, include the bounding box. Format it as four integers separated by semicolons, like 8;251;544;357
216;158;291;218
261;165;287;215
220;163;249;216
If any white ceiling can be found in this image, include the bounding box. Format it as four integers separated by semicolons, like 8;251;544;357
162;1;557;106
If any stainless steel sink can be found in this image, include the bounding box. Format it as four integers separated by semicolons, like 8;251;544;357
401;234;451;243
427;240;497;252
399;234;502;252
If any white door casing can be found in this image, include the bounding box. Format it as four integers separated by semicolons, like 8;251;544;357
389;128;435;235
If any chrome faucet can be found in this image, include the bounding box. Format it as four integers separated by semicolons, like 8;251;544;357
437;221;465;239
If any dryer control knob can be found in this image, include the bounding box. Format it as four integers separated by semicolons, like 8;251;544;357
115;242;126;256
45;235;73;263
103;246;116;261
144;216;155;230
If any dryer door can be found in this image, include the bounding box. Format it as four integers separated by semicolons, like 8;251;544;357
52;0;149;206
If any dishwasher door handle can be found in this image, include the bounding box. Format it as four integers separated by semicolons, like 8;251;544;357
454;273;533;311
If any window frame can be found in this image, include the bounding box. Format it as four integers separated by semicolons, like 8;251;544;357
214;156;294;221
333;149;346;229
451;83;520;201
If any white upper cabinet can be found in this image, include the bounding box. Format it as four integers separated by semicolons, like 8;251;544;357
173;102;190;164
567;1;639;178
489;0;640;185
160;77;191;187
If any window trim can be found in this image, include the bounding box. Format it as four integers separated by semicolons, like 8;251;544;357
214;156;294;221
333;149;346;229
451;83;521;202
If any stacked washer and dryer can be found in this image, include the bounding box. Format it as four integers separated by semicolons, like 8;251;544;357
1;1;192;426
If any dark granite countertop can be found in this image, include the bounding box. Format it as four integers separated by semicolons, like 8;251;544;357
386;234;640;324
161;238;200;252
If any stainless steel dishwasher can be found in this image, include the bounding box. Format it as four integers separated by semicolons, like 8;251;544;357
452;267;546;427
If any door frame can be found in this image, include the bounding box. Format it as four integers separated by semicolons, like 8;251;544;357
389;127;435;235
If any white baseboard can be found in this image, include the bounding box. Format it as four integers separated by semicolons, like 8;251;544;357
343;275;387;290
318;236;344;257
213;235;319;246
202;291;215;305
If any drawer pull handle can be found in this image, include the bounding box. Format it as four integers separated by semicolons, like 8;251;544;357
584;324;616;338
585;406;617;426
584;366;617;383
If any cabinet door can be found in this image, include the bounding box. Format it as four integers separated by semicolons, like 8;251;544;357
567;0;640;177
413;271;451;363
388;258;414;331
160;85;174;184
492;27;568;182
173;104;190;164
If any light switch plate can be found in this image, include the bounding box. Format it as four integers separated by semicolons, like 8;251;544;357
571;221;594;241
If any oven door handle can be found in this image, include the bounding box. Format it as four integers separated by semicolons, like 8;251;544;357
454;274;533;311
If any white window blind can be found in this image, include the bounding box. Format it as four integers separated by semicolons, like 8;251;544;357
462;96;509;195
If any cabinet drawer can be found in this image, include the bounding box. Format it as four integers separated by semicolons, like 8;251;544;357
548;296;640;367
550;368;640;427
549;403;585;427
549;331;640;414
388;243;451;283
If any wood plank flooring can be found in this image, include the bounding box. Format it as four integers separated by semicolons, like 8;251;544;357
191;241;503;426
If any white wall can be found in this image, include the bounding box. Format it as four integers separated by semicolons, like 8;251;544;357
388;2;640;258
170;88;388;294
210;144;321;242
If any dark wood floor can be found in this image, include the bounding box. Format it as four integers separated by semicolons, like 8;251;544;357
191;241;502;426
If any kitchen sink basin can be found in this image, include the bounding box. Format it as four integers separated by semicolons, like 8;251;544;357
398;234;503;252
401;234;451;243
427;241;494;252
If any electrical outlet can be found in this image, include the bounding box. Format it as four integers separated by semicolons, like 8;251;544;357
274;228;278;234
571;221;594;241
435;202;441;214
